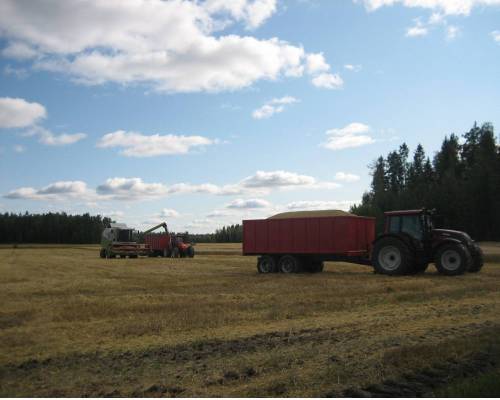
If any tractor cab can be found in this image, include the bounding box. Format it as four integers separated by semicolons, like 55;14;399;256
383;209;433;241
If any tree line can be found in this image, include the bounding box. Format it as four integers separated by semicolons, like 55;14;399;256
0;212;112;244
351;122;500;240
189;224;243;243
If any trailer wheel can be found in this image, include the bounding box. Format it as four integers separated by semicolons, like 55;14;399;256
469;246;484;273
99;249;106;258
373;237;414;275
257;256;276;273
435;243;471;276
278;255;302;274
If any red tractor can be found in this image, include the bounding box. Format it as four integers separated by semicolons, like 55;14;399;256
144;222;195;258
372;209;483;275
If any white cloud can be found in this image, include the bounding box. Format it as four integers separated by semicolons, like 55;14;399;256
311;73;344;89
359;0;500;15
204;0;277;29
13;144;25;153
285;200;357;211
406;19;429;37
161;208;180;218
252;96;299;119
240;170;316;188
491;30;500;42
322;122;375;151
4;181;89;200
97;130;213;157
96;177;168;200
0;0;333;93
446;25;460;40
226;198;271;209
334;172;361;183
4;169;343;203
306;53;330;74
344;64;362;72
0;97;46;129
28;126;87;146
1;42;38;60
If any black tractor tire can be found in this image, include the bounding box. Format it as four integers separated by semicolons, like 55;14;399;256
435;243;471;276
278;255;302;274
187;246;195;258
129;254;138;259
257;255;277;273
307;261;324;273
372;237;414;275
469;246;484;273
171;247;180;258
99;249;106;259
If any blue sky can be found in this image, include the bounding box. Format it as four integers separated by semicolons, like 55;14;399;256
0;0;499;233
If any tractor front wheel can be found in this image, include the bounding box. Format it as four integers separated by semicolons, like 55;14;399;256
372;237;414;275
435;243;471;276
469;246;484;273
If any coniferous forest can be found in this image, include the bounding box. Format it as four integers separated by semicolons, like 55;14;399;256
350;122;500;240
1;122;498;243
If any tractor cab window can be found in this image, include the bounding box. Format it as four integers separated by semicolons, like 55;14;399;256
401;215;423;240
387;214;424;240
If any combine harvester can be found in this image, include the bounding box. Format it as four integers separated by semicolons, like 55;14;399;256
100;222;194;259
243;209;483;276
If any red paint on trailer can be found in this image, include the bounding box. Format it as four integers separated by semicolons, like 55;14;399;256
144;233;171;251
243;216;375;258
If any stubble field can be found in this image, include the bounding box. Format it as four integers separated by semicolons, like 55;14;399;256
1;243;499;397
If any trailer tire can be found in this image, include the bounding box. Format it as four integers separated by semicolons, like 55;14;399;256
257;255;277;273
435;243;471;276
373;237;414;275
278;255;302;274
469;246;484;273
99;249;106;258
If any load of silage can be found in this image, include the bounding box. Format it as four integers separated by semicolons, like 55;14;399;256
267;209;354;219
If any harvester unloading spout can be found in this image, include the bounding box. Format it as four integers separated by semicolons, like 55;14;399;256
143;222;168;235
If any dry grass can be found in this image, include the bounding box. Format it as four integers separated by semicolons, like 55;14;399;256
0;244;499;397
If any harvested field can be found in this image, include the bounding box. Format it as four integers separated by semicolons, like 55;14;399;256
0;244;499;397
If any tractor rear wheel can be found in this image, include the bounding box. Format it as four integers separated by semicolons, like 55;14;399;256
257;255;277;273
278;255;302;274
469;246;484;273
372;237;414;275
435;243;471;276
187;246;195;258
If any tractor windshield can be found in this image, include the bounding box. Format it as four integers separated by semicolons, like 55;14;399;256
387;214;424;240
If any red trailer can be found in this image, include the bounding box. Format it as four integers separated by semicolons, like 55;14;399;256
243;213;375;273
